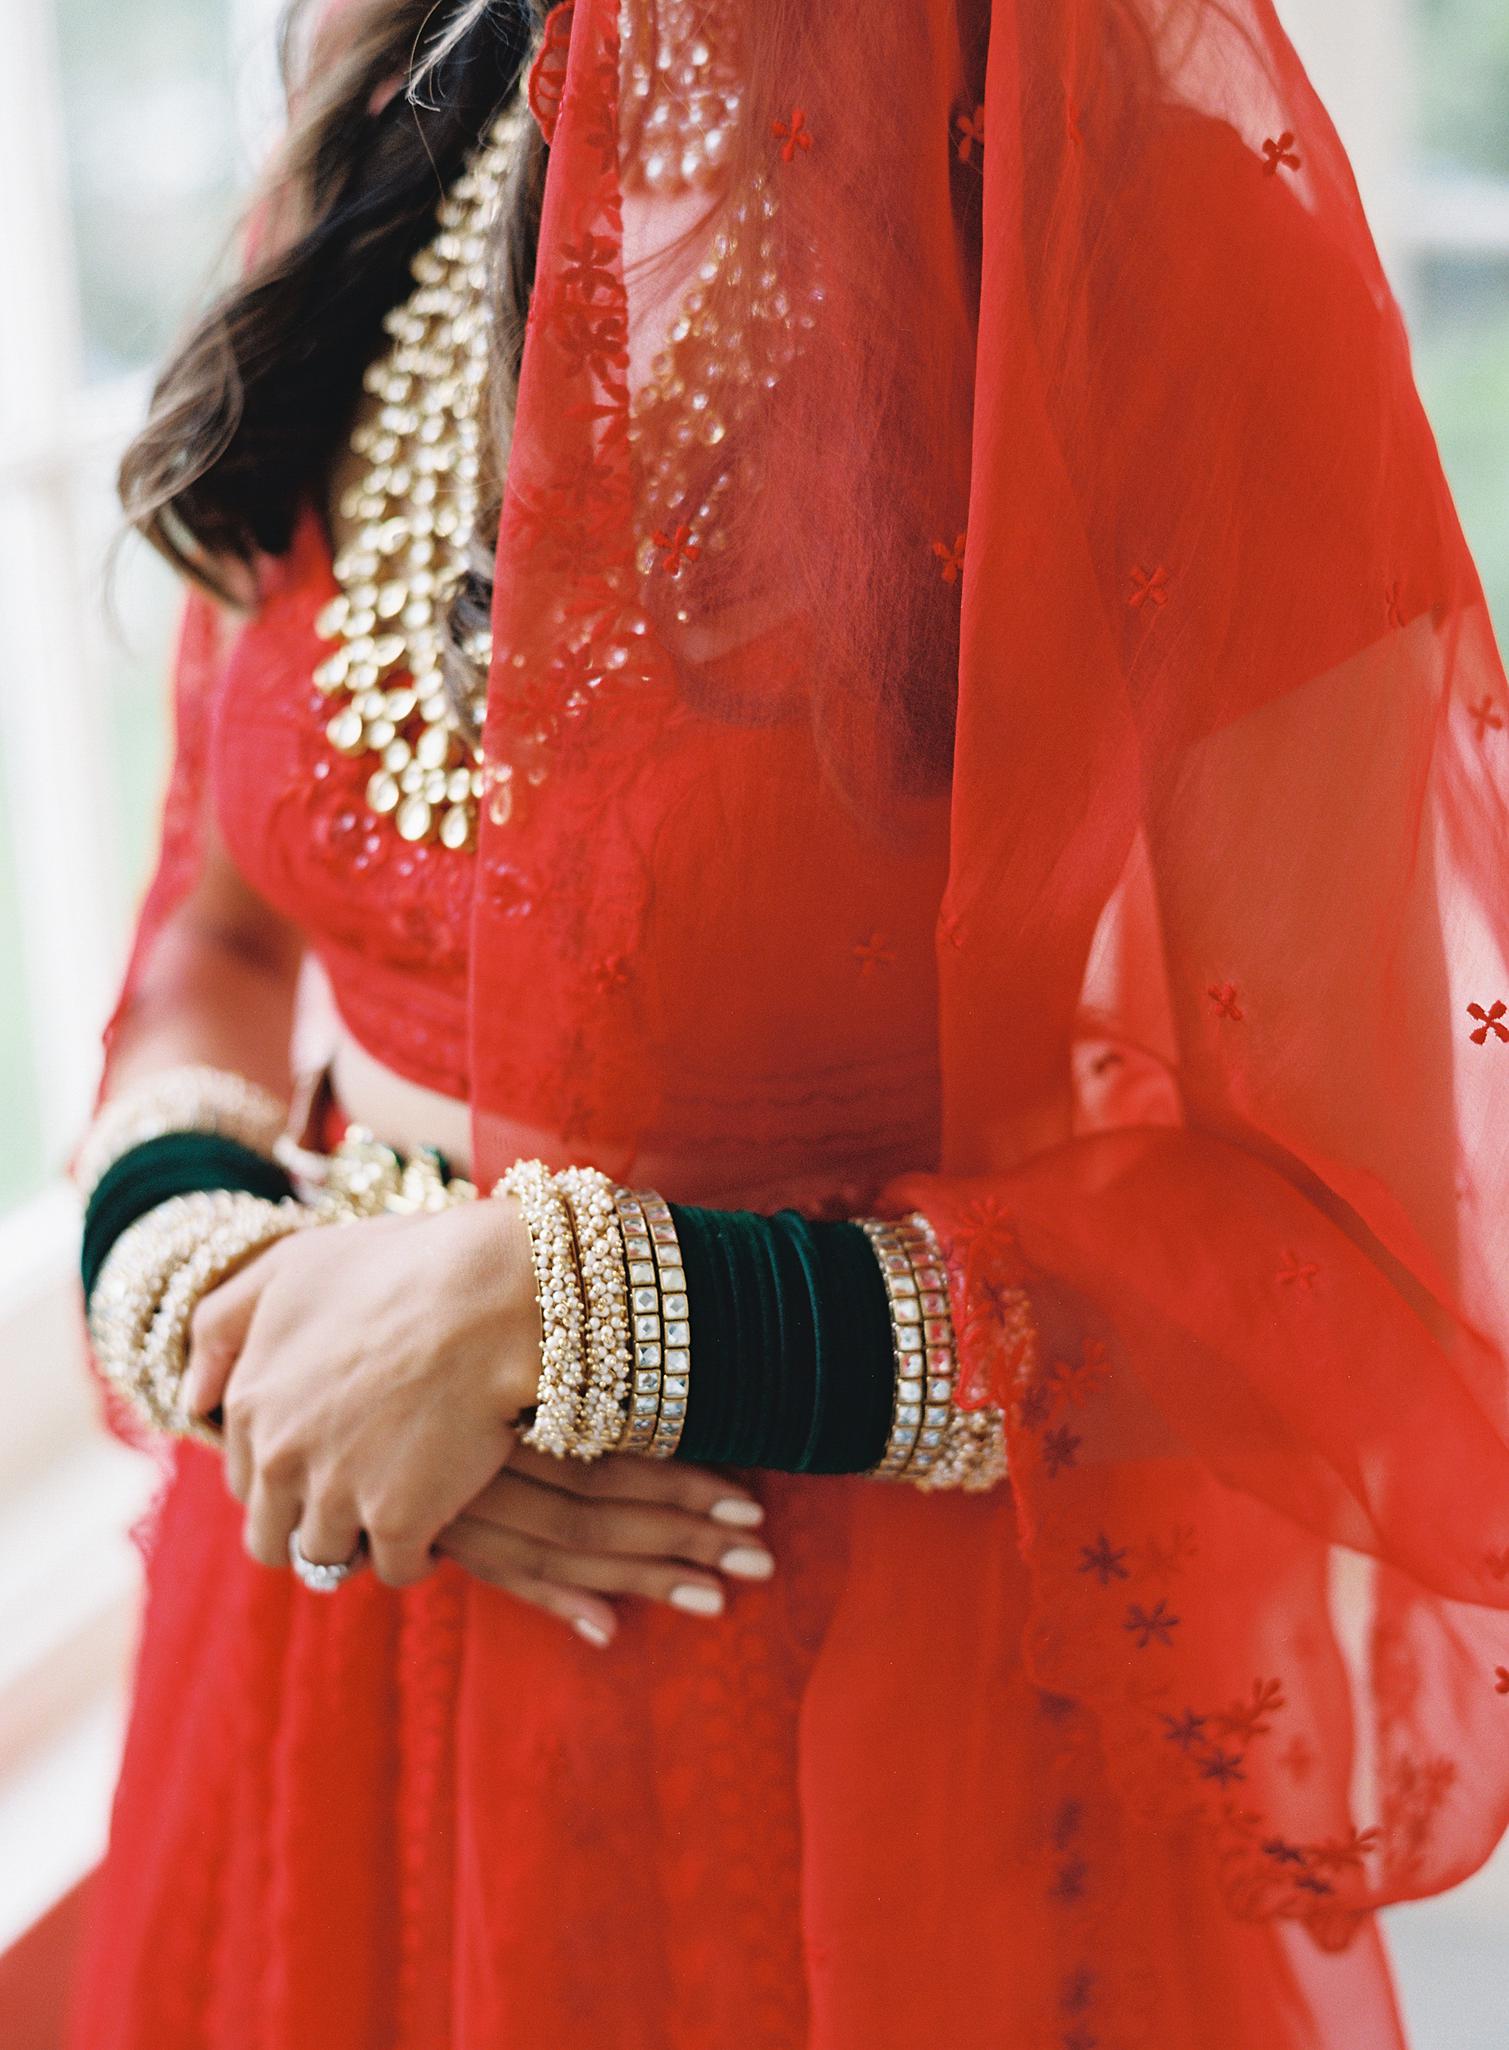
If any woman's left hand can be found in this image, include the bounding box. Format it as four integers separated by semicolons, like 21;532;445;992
182;1199;542;1588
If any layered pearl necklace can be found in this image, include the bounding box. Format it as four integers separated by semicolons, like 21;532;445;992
312;98;526;851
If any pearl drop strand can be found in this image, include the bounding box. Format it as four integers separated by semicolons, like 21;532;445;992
312;98;527;851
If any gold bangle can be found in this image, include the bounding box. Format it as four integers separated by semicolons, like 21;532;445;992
613;1190;668;1452
861;1219;931;1476
636;1192;690;1459
861;1211;1014;1493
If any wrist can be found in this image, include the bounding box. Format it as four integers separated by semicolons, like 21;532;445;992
483;1192;545;1421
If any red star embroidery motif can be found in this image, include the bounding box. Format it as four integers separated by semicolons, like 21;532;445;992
1468;1000;1509;1045
931;532;967;584
1208;981;1244;1022
1262;131;1302;175
954;104;985;162
1470;694;1504;740
852;932;896;975
653;524;700;576
1128;563;1170;610
772;108;812;161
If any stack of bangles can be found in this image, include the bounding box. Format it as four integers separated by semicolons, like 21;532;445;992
78;1065;1017;1491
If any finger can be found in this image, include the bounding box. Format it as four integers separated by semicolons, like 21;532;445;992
460;1468;774;1581
473;1569;619;1649
295;1489;365;1579
183;1261;269;1418
222;1399;254;1504
438;1514;731;1617
244;1475;301;1572
506;1447;766;1528
362;1516;437;1592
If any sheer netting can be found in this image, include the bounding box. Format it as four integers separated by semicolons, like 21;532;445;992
80;4;1509;2046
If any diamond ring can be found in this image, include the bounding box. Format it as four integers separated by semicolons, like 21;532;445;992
288;1528;364;1594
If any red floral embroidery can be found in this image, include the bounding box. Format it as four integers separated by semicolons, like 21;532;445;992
1484;1547;1509;1580
931;532;966;583
653;524;701;576
1124;1600;1180;1648
1496;1667;1509;1695
1078;1533;1131;1585
527;1;576;144
1048;1339;1110;1409
772;107;812;161
1468;1000;1509;1044
1042;1425;1082;1478
852;931;896;975
1469;693;1504;740
1215;1678;1286;1741
954;103;985;163
1280;1735;1317;1781
937;906;965;949
1137;1524;1198;1584
1207;981;1244;1021
1261;131;1302;175
1128;562;1170;610
592;952;632;994
1162;1708;1208;1751
557;234;620;300
1276;1252;1318;1289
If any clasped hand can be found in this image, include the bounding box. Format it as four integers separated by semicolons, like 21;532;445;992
182;1200;770;1645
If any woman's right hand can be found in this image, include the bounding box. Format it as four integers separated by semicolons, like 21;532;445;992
434;1447;774;1647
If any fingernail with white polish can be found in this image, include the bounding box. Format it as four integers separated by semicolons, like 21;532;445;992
710;1498;765;1528
670;1583;725;1617
720;1547;775;1581
573;1616;614;1649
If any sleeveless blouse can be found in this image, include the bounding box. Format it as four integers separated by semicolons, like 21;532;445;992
211;504;948;1208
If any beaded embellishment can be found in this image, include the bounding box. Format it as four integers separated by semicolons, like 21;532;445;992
312;98;528;850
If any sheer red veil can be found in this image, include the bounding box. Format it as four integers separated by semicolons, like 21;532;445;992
105;0;1509;2032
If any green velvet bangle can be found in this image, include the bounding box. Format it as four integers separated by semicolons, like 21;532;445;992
669;1201;894;1475
81;1132;296;1305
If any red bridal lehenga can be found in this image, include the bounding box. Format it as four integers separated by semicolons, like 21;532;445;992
68;3;1509;2047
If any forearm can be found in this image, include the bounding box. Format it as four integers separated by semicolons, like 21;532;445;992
102;912;303;1111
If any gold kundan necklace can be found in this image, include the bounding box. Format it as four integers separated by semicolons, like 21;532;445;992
311;98;526;851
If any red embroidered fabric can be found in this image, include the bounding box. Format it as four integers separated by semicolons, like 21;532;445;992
73;3;1509;2046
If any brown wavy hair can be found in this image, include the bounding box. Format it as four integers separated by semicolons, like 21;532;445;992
118;0;546;681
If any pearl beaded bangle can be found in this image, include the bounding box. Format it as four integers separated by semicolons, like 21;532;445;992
73;1065;288;1204
495;1160;589;1458
556;1166;634;1454
88;1190;318;1440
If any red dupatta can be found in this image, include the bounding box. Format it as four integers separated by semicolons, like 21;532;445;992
108;0;1509;2011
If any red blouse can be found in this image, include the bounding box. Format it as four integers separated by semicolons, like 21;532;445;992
212;503;949;1207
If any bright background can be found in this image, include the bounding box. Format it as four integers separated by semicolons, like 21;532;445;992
0;0;1504;2035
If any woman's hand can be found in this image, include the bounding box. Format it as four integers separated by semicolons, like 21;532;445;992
435;1446;773;1647
183;1198;542;1587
